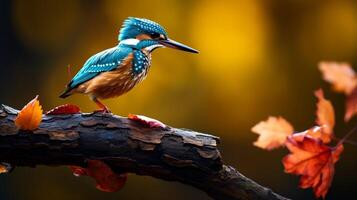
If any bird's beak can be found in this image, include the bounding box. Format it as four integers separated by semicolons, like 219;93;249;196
159;38;199;53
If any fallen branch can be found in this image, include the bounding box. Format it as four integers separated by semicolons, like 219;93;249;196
0;104;289;200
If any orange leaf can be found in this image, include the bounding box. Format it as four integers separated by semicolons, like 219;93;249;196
345;87;357;122
46;104;81;115
0;163;11;174
318;62;356;95
302;126;332;145
0;165;7;174
15;96;43;130
251;116;294;150
282;133;343;199
314;89;334;143
69;160;127;192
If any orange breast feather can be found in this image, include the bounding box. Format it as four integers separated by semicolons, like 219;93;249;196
74;53;148;99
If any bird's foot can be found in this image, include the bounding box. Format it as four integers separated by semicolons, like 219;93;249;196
94;108;111;114
92;98;111;114
128;114;166;129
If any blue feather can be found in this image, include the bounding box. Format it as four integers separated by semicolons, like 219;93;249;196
119;17;167;41
133;50;150;75
67;45;132;90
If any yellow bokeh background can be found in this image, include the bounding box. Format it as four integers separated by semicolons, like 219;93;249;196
1;0;357;199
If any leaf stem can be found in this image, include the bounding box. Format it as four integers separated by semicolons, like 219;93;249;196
336;126;357;146
333;137;357;146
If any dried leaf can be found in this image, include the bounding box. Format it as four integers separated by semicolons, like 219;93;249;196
251;116;294;150
0;163;12;174
318;62;356;95
345;87;357;122
128;114;166;128
70;166;86;177
15;96;43;130
69;160;127;192
302;126;332;144
314;89;334;142
282;133;343;199
46;104;81;115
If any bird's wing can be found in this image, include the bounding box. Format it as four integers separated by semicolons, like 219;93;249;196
68;46;132;89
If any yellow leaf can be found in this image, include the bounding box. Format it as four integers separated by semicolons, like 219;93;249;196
15;95;43;130
251;116;294;150
318;62;356;95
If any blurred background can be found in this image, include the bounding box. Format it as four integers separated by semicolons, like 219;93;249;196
1;0;357;199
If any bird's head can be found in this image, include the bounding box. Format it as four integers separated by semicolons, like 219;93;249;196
118;17;198;53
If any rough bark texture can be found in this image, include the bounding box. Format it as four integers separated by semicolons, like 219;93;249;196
0;104;289;200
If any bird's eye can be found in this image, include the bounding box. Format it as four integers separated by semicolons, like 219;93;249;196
151;33;161;40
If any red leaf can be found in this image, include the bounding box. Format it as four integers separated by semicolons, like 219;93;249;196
251;116;294;150
15;95;43;130
301;126;332;145
282;133;343;199
46;104;81;115
128;114;166;128
70;166;87;177
69;160;127;192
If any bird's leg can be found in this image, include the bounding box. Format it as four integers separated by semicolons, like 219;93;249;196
90;96;111;113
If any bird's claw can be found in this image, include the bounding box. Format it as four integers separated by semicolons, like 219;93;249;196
94;108;112;114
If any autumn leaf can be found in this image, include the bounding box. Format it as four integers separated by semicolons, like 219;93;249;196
345;87;357;122
314;89;334;143
69;160;127;192
318;62;357;121
15;95;43;130
251;116;294;150
301;126;331;145
0;165;7;174
282;133;343;199
128;114;166;128
318;62;356;95
0;163;12;174
46;104;81;115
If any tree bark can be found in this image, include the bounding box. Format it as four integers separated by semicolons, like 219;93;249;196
0;104;289;200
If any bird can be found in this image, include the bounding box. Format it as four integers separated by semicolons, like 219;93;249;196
60;17;198;112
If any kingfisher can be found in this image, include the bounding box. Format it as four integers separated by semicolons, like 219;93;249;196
60;17;198;112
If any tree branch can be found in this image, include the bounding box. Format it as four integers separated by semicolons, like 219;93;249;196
0;104;289;200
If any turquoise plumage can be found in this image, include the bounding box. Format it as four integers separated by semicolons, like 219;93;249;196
60;17;198;112
65;45;132;92
119;17;167;41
